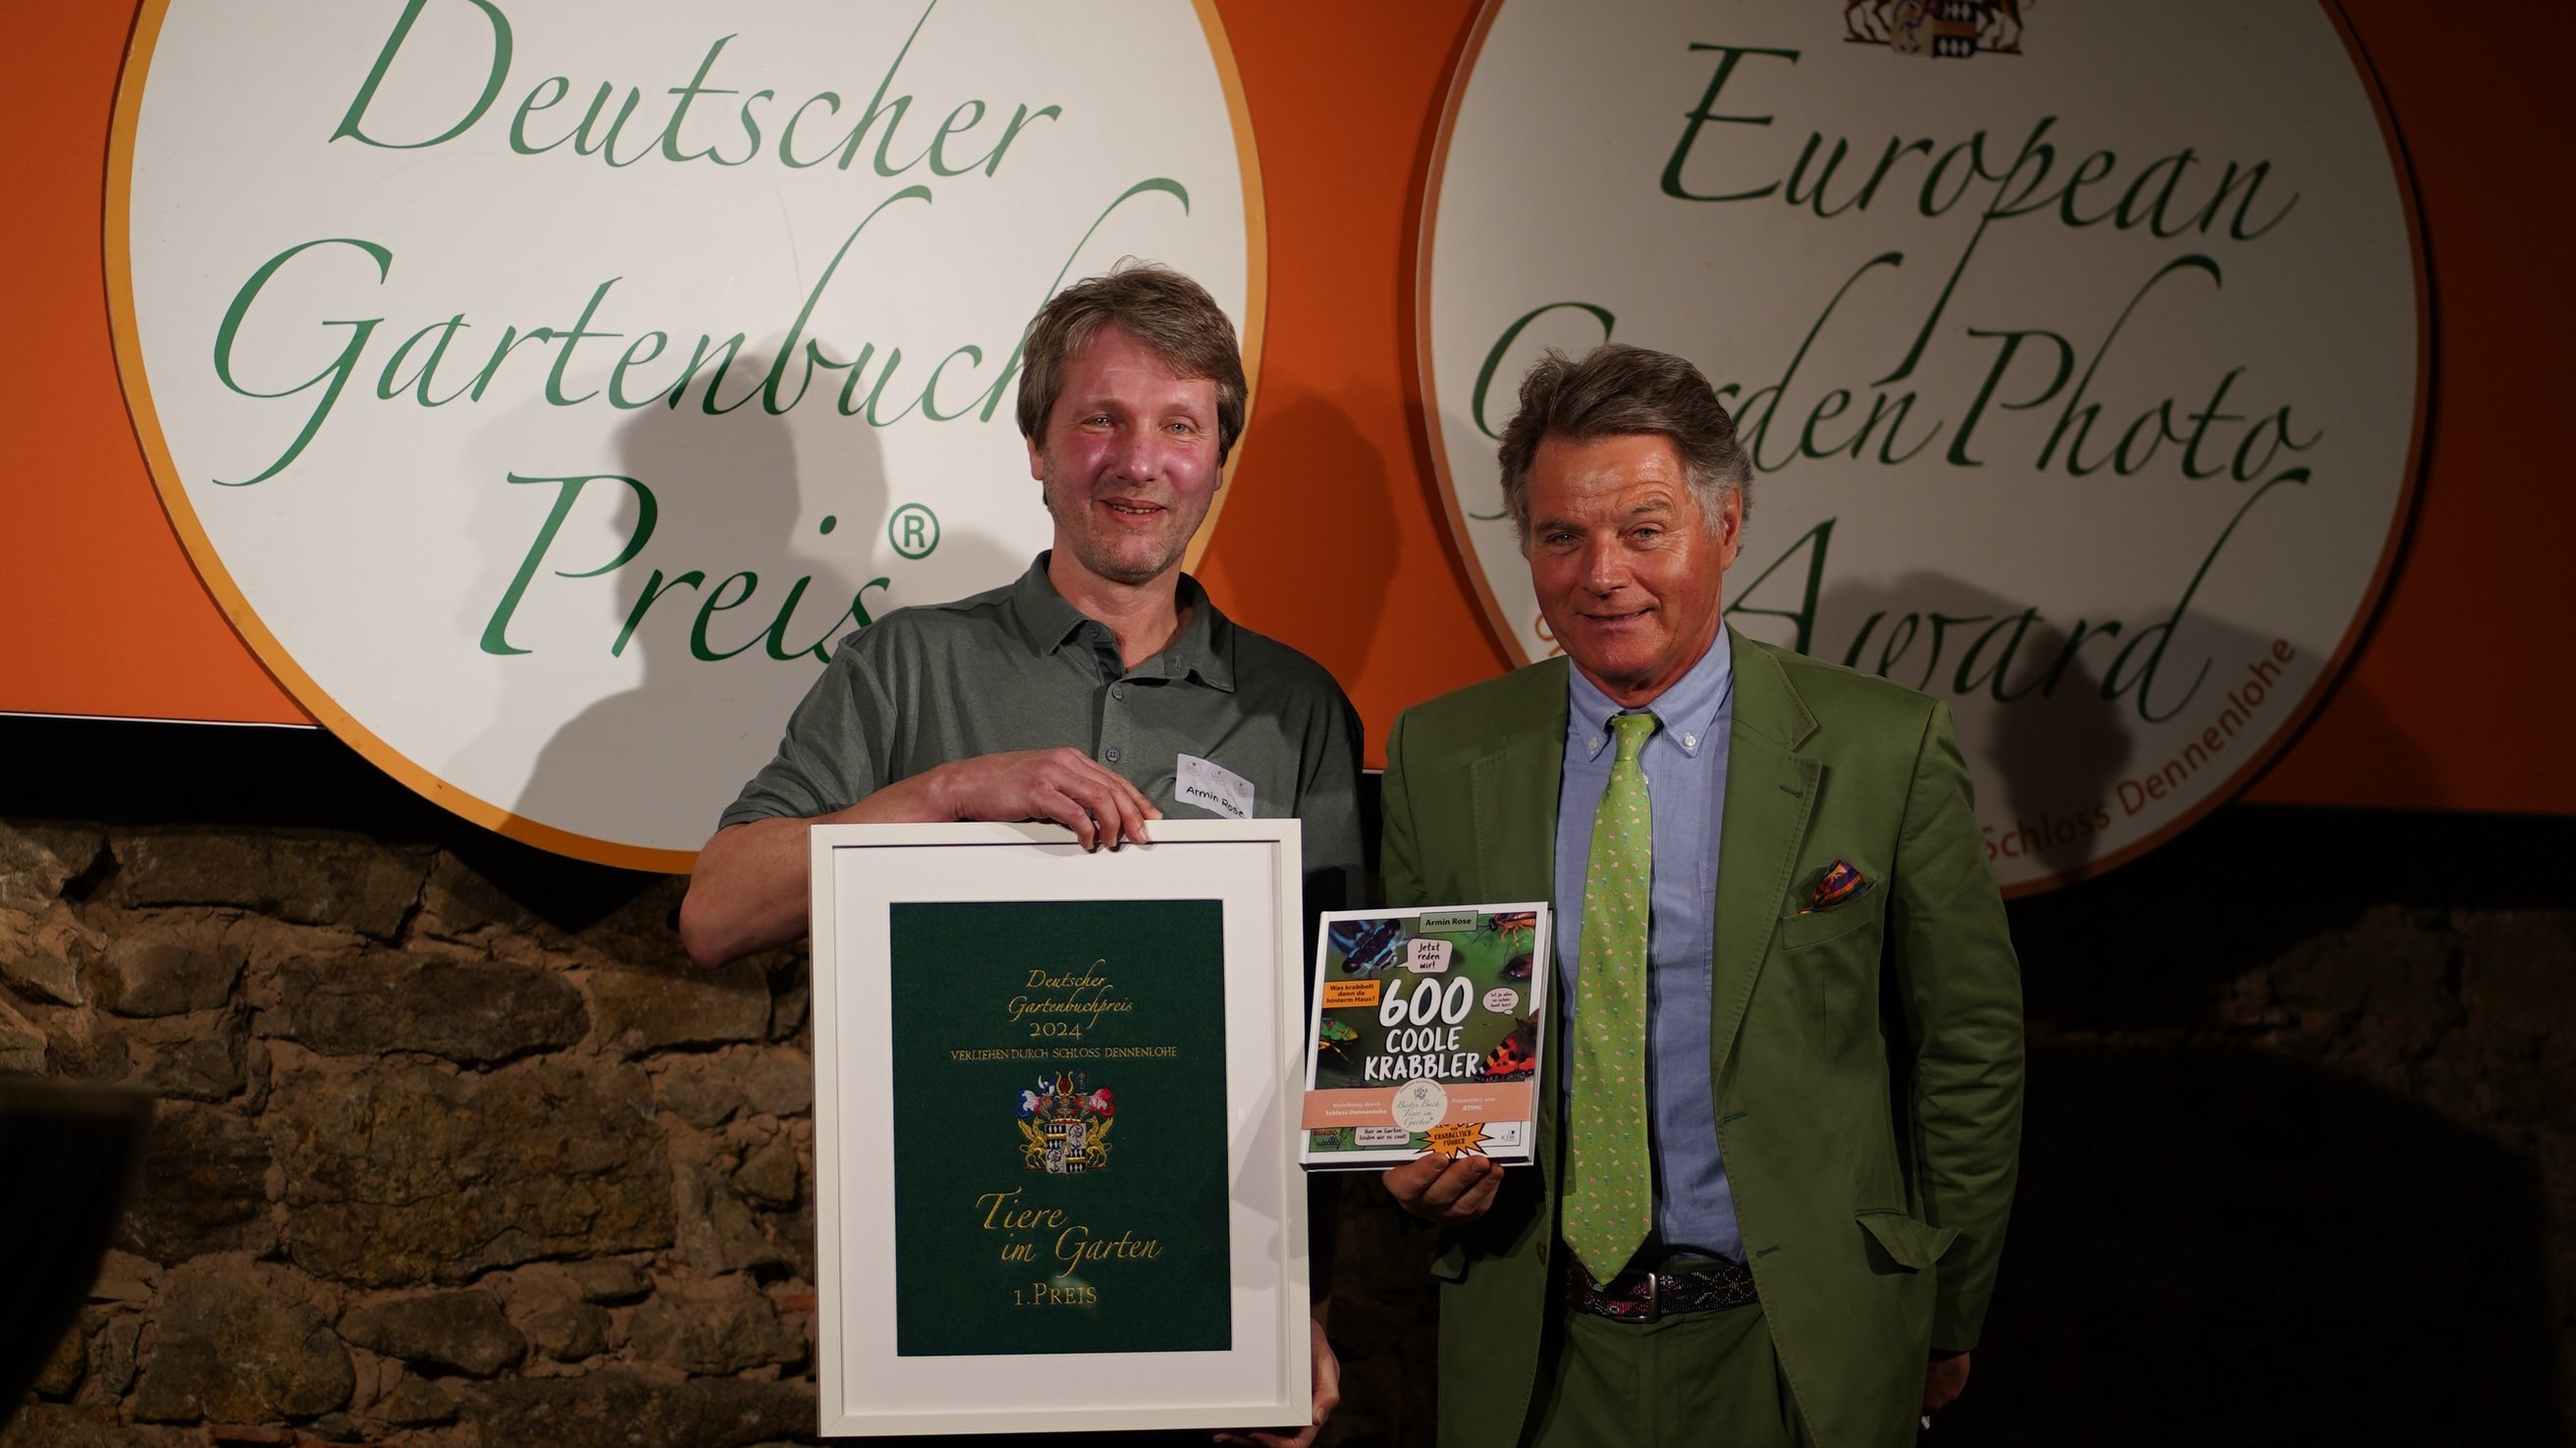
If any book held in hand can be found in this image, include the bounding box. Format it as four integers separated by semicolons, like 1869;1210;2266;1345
1297;903;1551;1170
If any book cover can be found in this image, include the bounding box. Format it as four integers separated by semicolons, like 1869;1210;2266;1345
1298;903;1550;1170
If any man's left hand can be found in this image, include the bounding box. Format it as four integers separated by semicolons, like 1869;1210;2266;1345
1922;1350;1970;1415
1215;1307;1339;1447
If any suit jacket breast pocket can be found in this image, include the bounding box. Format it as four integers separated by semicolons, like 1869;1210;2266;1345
1776;894;1886;1052
1777;894;1883;951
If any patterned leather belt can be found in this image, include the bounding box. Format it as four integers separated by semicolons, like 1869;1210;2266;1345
1563;1256;1758;1322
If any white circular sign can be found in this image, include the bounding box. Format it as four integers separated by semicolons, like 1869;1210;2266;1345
114;0;1260;868
1422;0;2421;892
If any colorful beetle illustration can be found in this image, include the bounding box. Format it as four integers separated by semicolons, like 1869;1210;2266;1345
1329;918;1406;976
1315;1017;1361;1065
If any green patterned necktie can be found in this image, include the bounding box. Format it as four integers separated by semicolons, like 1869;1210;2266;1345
1564;710;1656;1285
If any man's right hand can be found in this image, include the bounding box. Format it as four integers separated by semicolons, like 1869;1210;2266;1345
681;748;1161;969
920;747;1160;851
1381;1153;1503;1224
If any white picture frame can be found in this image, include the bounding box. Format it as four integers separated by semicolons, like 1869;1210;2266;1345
808;820;1312;1437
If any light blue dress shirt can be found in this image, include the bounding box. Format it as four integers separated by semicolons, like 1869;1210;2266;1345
1552;637;1743;1266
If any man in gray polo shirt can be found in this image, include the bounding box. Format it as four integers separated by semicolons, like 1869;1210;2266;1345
702;555;1361;899
678;261;1357;1446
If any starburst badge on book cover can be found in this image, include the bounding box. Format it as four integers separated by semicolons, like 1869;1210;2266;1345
1016;1071;1115;1174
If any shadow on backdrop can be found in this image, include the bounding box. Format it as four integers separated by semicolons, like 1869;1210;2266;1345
0;1080;151;1431
1799;572;2133;881
2006;681;2440;1035
493;359;1023;854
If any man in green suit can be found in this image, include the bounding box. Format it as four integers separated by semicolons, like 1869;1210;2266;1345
1378;345;2021;1448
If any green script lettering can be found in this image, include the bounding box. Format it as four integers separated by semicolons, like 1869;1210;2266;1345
210;238;393;487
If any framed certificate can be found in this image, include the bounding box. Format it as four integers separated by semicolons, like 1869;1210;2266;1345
808;820;1312;1438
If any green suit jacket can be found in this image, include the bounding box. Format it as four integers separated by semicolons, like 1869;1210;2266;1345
1379;629;2023;1448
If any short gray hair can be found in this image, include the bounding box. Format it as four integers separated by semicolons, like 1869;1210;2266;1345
1016;261;1248;462
1496;344;1752;544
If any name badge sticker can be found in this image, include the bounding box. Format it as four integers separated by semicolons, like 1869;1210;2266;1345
1175;753;1255;820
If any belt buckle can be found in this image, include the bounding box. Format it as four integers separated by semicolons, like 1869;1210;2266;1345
1639;1270;1662;1324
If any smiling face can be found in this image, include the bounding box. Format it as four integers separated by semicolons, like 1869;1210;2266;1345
1525;431;1742;707
1029;326;1224;597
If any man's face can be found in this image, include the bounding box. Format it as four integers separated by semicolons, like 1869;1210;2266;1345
1524;431;1741;707
1029;326;1224;593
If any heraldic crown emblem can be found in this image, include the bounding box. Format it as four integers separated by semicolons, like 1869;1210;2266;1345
1016;1071;1115;1174
1846;0;2029;58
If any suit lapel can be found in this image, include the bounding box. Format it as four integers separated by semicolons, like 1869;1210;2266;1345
1711;631;1819;1078
1464;662;1569;1239
1467;659;1569;902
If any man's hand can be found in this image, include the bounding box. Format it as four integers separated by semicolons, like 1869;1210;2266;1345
680;748;1161;969
1380;1152;1503;1223
921;747;1160;851
1215;1306;1339;1447
1922;1350;1970;1415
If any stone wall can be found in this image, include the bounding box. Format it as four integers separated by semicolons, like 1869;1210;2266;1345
2;820;818;1448
3;720;2570;1446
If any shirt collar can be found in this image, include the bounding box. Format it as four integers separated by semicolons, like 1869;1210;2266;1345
1565;632;1734;763
1012;552;1235;690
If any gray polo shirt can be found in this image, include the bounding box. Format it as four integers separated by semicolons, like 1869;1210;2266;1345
720;554;1366;918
